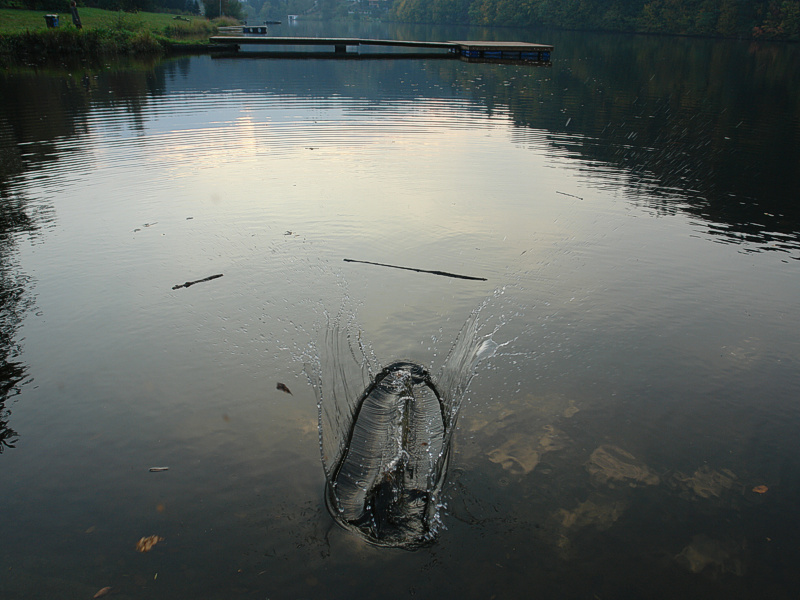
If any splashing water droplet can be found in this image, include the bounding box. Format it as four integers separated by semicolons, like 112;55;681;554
303;293;521;549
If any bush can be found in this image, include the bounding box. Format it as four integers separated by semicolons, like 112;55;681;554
211;15;239;26
129;28;162;51
0;27;166;58
162;17;215;38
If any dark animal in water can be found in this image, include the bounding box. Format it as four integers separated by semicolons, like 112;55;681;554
324;361;449;549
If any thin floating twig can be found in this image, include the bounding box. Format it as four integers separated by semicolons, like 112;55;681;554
149;467;169;472
172;273;224;290
343;259;487;281
556;191;584;200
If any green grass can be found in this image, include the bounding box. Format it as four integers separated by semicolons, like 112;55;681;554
0;7;213;36
0;8;240;59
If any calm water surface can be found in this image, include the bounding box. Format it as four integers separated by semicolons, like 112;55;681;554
1;23;800;599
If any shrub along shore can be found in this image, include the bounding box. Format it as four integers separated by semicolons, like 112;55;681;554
0;8;236;61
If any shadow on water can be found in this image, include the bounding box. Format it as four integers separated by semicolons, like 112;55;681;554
494;31;800;257
0;73;66;453
0;189;38;453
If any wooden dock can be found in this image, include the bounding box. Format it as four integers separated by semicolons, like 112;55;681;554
208;36;553;63
453;40;552;62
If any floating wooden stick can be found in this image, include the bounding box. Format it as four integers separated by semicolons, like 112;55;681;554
343;259;486;281
172;273;223;290
556;191;584;200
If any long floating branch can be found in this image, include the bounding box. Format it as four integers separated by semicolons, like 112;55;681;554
172;273;224;290
343;259;487;281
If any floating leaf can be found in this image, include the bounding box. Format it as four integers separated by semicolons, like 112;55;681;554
93;587;112;598
276;382;292;395
752;484;769;494
135;535;164;553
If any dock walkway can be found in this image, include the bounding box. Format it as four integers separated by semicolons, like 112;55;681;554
208;36;553;62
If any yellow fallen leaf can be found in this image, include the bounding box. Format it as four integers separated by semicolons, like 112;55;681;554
752;485;769;494
135;535;165;552
93;587;112;598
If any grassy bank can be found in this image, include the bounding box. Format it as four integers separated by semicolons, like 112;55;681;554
0;8;238;60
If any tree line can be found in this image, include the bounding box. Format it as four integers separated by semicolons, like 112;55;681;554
4;0;798;40
389;0;800;40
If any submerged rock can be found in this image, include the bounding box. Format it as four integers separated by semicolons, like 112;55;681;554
549;492;630;559
558;494;628;531
488;436;542;475
675;534;745;576
585;445;660;487
487;425;568;476
670;465;738;500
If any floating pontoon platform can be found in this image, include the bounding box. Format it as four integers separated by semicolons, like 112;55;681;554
208;37;553;63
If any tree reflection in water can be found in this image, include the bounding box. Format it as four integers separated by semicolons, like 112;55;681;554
0;191;38;453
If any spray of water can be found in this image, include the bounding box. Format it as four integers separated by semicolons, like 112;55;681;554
303;291;518;549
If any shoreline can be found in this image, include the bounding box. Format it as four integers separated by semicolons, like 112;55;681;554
0;8;239;63
0;29;221;63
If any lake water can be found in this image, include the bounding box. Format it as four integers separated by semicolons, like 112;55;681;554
1;21;800;599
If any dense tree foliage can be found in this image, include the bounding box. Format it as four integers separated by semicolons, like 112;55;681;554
4;0;797;39
202;0;244;18
390;0;800;40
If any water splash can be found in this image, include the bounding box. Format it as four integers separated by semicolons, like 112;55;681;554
305;296;513;549
324;360;445;548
